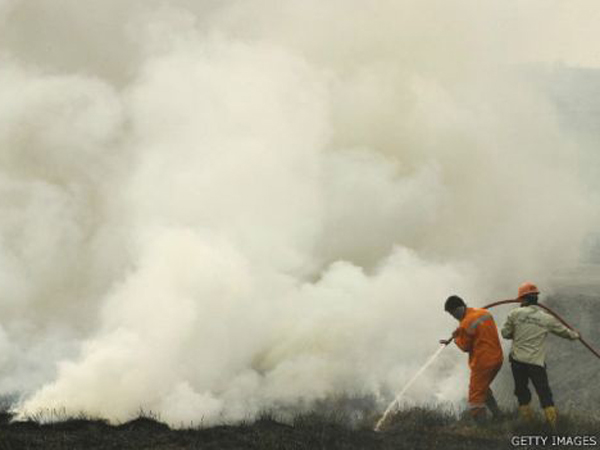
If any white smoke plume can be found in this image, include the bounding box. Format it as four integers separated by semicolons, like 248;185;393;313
1;0;599;426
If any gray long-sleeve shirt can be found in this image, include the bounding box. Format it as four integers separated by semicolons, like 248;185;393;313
501;305;579;367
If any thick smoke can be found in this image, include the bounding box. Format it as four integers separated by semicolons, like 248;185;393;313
0;0;598;426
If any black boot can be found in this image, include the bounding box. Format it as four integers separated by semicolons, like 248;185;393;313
485;391;502;419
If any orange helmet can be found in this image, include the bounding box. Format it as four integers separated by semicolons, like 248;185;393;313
517;282;539;299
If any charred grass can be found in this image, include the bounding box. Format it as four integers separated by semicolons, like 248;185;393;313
0;406;598;449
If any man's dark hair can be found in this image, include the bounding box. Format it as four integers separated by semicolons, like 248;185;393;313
445;295;466;312
521;292;538;305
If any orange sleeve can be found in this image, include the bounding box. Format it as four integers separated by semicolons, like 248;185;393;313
454;326;473;353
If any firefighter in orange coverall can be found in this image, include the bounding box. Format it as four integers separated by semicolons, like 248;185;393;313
440;295;503;422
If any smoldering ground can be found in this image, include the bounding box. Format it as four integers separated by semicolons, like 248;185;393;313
0;0;599;427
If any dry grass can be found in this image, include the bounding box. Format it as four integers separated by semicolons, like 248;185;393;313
0;403;598;450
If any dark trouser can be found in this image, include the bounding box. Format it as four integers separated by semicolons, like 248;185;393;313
510;356;554;408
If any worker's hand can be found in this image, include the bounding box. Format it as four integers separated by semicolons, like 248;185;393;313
439;329;459;345
572;332;581;340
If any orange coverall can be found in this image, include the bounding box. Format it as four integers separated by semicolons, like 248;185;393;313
454;307;503;416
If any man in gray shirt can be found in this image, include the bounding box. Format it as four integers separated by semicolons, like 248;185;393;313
501;282;580;427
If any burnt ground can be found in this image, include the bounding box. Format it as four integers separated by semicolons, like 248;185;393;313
0;407;598;450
